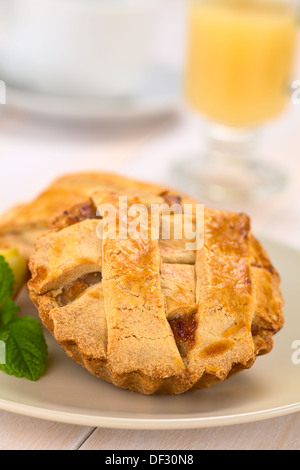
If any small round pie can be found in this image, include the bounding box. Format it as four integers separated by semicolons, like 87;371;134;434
28;176;284;395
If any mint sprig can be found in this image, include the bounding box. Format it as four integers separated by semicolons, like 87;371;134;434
0;255;47;381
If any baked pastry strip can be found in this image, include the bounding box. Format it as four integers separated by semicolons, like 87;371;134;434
249;234;284;354
99;193;185;379
161;264;196;319
28;219;102;295
187;211;256;382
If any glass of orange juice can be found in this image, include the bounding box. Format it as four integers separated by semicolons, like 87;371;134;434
175;0;298;202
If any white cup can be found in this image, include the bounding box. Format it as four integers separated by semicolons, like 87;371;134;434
0;0;160;99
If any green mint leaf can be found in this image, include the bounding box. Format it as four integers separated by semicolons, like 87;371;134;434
0;316;48;381
0;255;14;303
0;299;20;325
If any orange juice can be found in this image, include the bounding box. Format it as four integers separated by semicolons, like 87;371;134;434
185;0;297;127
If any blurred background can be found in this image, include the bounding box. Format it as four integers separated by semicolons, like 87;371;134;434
0;0;299;247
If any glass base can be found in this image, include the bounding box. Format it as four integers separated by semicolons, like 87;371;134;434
172;123;286;203
172;154;286;203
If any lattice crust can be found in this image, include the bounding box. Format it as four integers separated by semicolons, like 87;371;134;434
28;187;284;395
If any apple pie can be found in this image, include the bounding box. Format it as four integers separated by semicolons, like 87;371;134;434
27;177;284;395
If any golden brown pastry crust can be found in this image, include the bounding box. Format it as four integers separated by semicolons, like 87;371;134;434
0;172;175;259
27;174;284;395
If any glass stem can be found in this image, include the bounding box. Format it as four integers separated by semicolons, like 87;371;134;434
205;123;259;168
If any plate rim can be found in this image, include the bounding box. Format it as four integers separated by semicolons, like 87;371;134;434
0;397;299;429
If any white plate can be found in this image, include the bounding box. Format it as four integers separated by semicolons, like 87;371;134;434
0;238;299;429
4;65;182;122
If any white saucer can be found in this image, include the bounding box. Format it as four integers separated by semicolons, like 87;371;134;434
3;65;182;122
